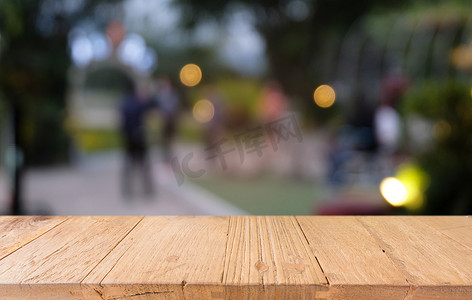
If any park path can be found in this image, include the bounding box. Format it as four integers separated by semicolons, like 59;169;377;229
22;149;246;216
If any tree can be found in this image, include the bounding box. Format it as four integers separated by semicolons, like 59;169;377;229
0;0;122;214
402;80;472;214
175;0;409;115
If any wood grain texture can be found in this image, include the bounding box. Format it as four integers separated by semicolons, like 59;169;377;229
83;216;229;300
296;216;409;299
223;216;327;299
358;216;472;299
415;216;472;251
0;216;471;299
0;216;68;260
0;216;142;299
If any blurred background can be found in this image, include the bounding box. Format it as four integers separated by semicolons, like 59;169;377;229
1;0;472;216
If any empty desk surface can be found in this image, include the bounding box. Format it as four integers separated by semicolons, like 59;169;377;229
0;216;471;299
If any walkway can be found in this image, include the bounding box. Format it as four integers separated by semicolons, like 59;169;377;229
22;150;245;215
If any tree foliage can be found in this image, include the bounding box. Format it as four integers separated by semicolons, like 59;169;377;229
402;80;472;213
175;0;410;108
0;0;121;165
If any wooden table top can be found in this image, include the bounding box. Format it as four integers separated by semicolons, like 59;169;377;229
0;216;471;299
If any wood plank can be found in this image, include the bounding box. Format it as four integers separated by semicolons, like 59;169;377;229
296;216;409;299
0;216;471;299
358;216;472;299
415;216;471;231
0;216;142;299
83;216;229;300
222;216;328;299
0;216;68;260
415;216;472;251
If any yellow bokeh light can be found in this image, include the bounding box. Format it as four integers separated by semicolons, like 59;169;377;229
193;99;215;123
380;177;408;207
395;163;429;211
451;46;472;70
313;84;335;108
180;64;202;87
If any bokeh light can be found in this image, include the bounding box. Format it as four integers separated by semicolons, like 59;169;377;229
89;33;111;61
70;34;93;66
193;99;215;123
313;84;335;108
380;177;408;207
451;45;472;70
380;163;429;210
180;64;202;87
395;164;429;211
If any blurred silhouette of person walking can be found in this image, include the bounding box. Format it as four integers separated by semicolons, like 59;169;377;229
259;81;288;123
120;81;156;198
153;78;180;164
375;69;408;154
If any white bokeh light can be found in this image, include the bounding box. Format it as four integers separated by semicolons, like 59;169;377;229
134;47;157;74
117;33;157;74
71;34;93;67
380;177;408;207
89;33;111;61
117;33;146;67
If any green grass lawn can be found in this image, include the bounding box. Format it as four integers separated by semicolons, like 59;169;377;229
192;174;321;215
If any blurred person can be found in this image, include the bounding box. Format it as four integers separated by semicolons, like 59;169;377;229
120;81;156;198
257;81;291;175
374;101;401;153
375;70;408;154
371;70;408;178
153;78;180;164
328;94;377;185
348;95;377;152
259;81;289;122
